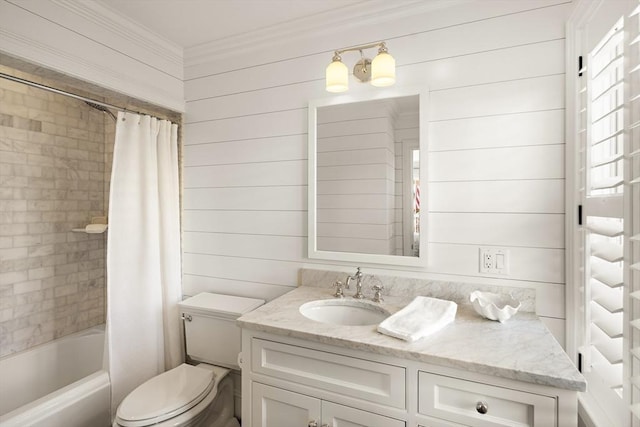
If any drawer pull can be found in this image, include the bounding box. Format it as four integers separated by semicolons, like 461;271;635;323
476;401;489;414
308;421;318;427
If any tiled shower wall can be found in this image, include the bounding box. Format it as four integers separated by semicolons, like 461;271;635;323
0;64;114;357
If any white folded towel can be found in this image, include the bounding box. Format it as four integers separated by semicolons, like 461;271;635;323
377;296;457;342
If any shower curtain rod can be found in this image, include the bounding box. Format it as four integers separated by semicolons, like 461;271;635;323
0;71;147;118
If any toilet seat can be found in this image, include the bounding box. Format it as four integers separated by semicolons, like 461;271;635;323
115;364;215;427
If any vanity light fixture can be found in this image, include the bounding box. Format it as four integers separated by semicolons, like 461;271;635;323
325;41;396;93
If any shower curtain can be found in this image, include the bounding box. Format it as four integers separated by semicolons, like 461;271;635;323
107;111;182;414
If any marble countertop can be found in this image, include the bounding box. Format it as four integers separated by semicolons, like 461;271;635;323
237;285;586;392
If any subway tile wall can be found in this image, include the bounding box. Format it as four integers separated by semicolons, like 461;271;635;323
0;64;113;357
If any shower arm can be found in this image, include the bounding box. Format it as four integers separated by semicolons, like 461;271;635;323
0;71;147;120
84;101;117;121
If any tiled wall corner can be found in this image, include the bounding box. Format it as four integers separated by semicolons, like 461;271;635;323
0;65;113;357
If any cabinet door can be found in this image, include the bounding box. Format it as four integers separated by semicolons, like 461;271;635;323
252;382;321;427
322;401;405;427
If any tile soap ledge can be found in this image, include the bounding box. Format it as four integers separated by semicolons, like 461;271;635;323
71;216;108;234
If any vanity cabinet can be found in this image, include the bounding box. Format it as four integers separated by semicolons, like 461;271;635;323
241;330;579;427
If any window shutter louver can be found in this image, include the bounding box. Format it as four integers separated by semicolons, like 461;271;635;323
628;3;640;421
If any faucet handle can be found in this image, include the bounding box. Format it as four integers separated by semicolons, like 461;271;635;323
372;284;384;303
333;280;345;298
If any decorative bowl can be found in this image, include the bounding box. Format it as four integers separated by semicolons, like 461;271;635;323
469;291;521;323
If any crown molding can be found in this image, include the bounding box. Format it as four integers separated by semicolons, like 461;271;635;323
0;26;185;112
52;0;183;69
184;0;468;68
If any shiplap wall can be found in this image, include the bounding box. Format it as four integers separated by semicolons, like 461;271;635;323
182;0;570;343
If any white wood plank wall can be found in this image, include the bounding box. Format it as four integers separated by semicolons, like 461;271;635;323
182;0;571;343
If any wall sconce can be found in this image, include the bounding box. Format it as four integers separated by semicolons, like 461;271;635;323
325;41;396;93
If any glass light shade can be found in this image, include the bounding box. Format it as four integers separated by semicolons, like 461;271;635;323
326;59;348;93
371;52;396;87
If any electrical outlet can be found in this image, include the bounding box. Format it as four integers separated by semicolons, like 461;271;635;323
479;247;510;275
483;252;494;270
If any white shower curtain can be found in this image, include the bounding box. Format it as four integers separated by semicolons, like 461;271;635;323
107;111;182;414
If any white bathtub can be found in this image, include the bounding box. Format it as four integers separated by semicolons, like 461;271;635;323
0;325;110;427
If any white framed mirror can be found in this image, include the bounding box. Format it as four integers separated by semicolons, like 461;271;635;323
308;88;428;267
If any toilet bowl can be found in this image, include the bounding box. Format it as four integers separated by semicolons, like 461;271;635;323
113;364;237;427
113;293;264;427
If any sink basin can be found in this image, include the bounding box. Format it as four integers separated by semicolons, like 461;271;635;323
299;299;390;326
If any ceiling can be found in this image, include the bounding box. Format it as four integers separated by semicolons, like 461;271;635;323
95;0;368;49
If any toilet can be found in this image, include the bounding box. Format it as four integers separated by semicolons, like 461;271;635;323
113;292;264;427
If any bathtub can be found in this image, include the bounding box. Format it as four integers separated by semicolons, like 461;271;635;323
0;325;110;427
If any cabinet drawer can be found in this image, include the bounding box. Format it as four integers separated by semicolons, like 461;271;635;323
418;372;556;426
252;338;405;409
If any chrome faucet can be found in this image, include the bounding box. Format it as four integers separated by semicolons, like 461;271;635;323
345;267;365;299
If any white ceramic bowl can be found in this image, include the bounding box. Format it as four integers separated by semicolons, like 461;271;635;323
469;291;521;323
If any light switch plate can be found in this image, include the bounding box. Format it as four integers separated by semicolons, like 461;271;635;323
479;247;510;275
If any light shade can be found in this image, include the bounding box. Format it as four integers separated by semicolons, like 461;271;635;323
371;51;395;87
326;57;348;93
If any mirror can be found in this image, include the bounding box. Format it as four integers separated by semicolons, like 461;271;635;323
308;89;427;267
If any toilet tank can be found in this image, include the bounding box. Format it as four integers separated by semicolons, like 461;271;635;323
179;293;264;369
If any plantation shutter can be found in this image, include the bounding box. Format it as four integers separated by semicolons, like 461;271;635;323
580;14;626;408
577;2;640;424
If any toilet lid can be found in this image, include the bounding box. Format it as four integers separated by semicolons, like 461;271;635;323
179;293;264;318
116;364;215;427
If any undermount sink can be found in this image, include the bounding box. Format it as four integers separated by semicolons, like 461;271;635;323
299;299;390;326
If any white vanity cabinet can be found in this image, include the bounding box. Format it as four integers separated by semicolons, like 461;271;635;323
238;286;584;427
240;330;579;427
